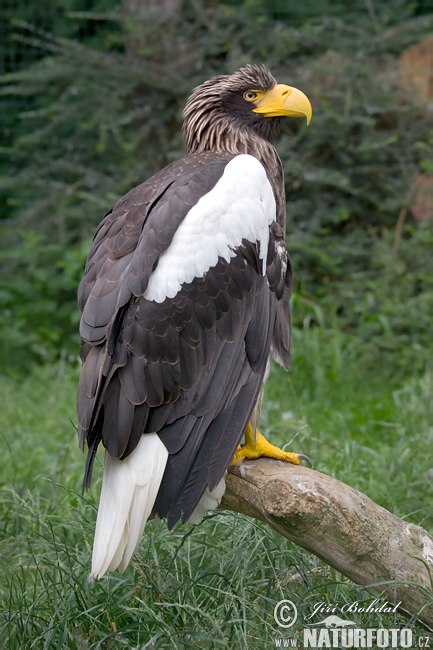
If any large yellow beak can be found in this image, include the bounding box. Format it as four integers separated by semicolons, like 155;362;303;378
252;84;312;124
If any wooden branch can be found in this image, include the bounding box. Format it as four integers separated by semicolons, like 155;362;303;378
220;458;433;627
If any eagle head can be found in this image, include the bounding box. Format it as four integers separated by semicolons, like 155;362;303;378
183;64;312;155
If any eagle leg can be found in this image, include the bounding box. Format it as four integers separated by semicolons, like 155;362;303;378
231;423;311;467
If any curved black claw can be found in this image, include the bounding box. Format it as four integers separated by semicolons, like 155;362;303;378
298;454;312;468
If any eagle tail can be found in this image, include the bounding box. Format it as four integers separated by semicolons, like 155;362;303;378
91;433;168;579
186;475;227;525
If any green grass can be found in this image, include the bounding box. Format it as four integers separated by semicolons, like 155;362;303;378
1;326;433;647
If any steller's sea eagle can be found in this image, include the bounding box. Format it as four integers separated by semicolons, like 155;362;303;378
77;65;312;579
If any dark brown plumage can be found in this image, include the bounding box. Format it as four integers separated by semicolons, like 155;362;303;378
77;64;311;577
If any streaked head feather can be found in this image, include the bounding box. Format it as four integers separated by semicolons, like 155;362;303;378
183;65;281;156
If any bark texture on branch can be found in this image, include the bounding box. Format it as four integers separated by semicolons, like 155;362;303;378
220;458;433;627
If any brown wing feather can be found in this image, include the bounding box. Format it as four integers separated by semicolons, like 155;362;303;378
77;153;232;458
77;152;292;525
267;221;292;370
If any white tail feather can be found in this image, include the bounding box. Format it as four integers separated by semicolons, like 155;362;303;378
91;433;168;579
187;475;226;525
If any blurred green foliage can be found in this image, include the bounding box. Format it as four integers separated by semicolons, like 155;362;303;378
0;1;433;374
0;231;90;374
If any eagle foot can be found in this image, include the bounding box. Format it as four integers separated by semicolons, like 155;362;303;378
231;423;311;467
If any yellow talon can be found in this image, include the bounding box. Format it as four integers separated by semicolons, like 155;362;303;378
231;423;311;467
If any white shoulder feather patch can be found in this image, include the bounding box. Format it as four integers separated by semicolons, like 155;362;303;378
143;154;276;303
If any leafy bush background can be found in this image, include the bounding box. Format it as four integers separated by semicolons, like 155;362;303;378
1;0;432;375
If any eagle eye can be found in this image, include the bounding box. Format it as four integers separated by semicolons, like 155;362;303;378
243;90;258;102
